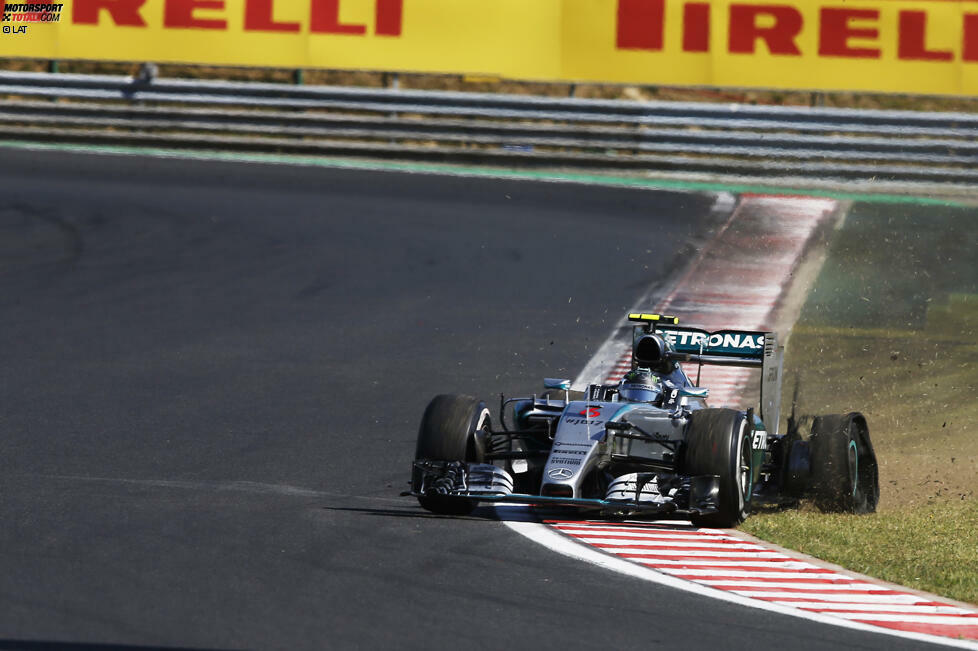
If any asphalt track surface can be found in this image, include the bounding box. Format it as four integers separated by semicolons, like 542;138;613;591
0;150;938;650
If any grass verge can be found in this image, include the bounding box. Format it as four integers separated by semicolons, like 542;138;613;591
741;201;978;605
743;502;978;605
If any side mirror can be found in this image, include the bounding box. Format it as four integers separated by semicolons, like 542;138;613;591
543;378;572;391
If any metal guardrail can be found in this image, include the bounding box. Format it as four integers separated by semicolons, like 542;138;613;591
2;70;978;185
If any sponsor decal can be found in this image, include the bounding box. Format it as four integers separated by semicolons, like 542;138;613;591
67;0;403;33
624;382;654;390
551;457;582;465
659;328;764;357
752;430;768;451
564;418;605;426
566;406;605;426
616;0;973;63
662;330;763;350
548;468;573;480
1;0;976;95
553;442;591;448
664;387;679;407
1;0;978;95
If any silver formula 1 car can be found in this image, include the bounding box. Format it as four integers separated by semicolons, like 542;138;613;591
409;314;879;527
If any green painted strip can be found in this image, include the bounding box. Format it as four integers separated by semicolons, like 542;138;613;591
0;139;967;208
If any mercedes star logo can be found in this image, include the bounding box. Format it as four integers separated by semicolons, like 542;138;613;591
548;468;573;480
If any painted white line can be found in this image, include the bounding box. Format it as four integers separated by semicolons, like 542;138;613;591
780;603;977;615
707;581;905;591
594;545;791;560
728;591;954;603
603;550;786;559
637;560;825;569
545;518;713;529
552;529;738;540
550;523;728;534
578;535;774;546
659;569;856;580
566;537;767;549
825;614;978;625
587;547;788;558
589;541;771;551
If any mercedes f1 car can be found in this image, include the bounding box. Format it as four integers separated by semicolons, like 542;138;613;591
408;314;879;527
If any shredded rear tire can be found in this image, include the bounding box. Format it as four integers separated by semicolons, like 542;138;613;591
810;413;879;514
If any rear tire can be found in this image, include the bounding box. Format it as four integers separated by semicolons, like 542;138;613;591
415;394;490;516
810;413;879;514
683;408;753;528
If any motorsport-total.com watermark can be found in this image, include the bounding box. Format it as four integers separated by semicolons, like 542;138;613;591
1;2;62;35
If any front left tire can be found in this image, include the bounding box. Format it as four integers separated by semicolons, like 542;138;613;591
414;394;490;515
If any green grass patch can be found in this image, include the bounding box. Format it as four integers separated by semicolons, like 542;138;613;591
743;200;978;605
741;501;978;606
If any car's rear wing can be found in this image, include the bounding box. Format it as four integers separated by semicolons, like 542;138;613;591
628;314;785;435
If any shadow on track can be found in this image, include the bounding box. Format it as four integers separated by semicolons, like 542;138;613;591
320;504;499;521
327;501;703;531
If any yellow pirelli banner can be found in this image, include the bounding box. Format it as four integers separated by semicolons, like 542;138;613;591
2;0;978;96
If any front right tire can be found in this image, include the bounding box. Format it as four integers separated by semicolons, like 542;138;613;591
683;408;753;528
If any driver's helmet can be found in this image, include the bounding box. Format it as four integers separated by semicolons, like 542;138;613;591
619;367;661;403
